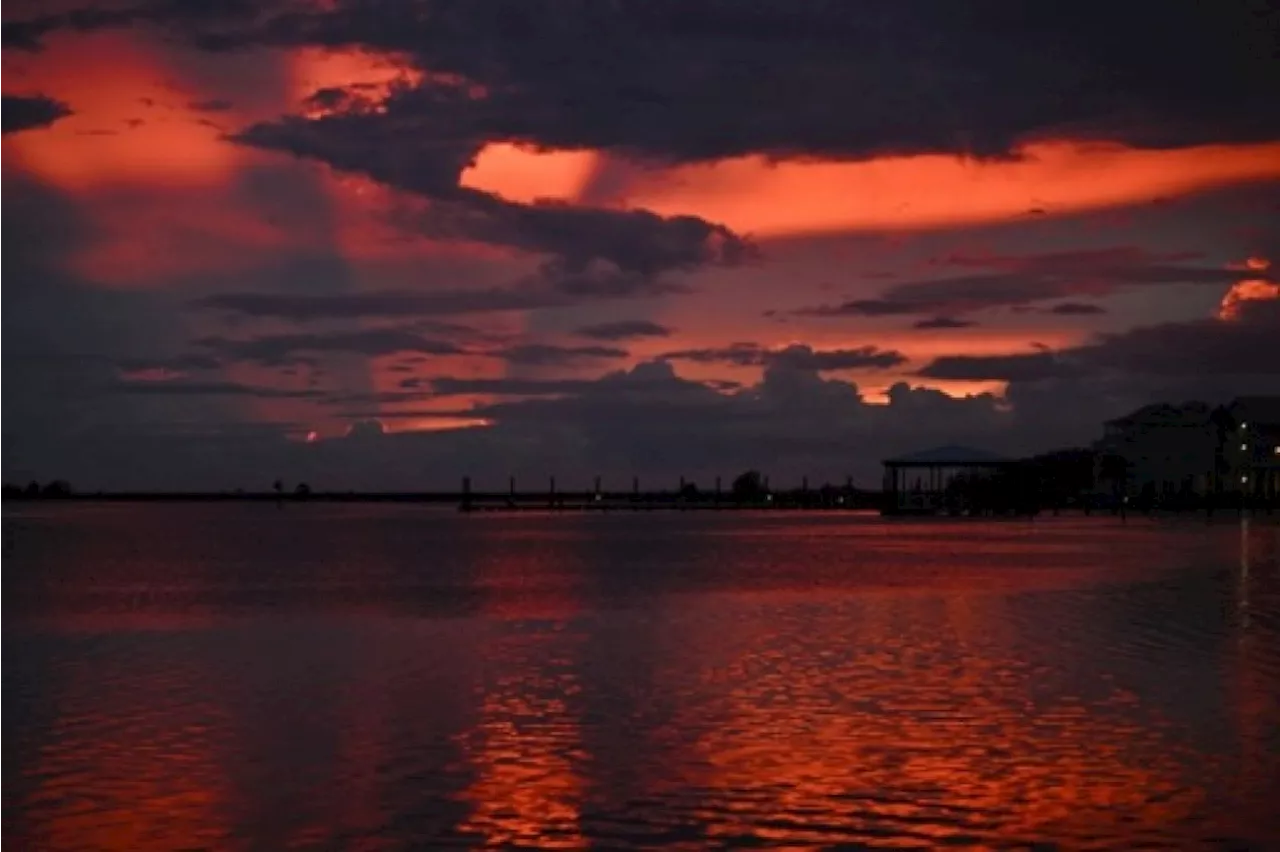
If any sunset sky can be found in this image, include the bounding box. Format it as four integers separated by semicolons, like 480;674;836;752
4;0;1279;490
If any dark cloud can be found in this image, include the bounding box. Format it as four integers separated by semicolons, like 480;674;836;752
497;343;629;366
919;299;1280;381
114;379;326;399
11;1;1277;156
2;5;144;50
10;1;1280;154
919;352;1084;383
116;354;224;374
319;389;432;407
387;192;750;299
193;270;690;321
397;193;751;277
194;289;557;320
195;329;467;365
187;97;233;112
13;348;1274;491
189;325;628;369
661;342;764;367
421;376;600;397
1082;299;1280;376
575;320;673;340
1048;302;1108;315
233;105;751;290
769;344;907;372
661;342;906;371
3;94;71;134
913;317;976;329
437;359;1014;490
792;247;1261;318
232;108;478;198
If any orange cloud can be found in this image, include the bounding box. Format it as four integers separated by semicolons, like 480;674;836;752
2;32;245;190
68;187;300;287
632;326;1084;402
463;140;1280;237
1218;256;1277;320
1226;256;1273;273
288;46;424;113
461;142;601;205
1219;280;1280;320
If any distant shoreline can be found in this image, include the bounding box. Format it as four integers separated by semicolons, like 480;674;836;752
6;491;470;504
0;490;885;508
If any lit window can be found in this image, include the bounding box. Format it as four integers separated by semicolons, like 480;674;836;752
1241;443;1248;451
1241;475;1249;484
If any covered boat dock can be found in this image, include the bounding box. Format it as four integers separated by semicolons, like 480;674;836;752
882;444;1023;515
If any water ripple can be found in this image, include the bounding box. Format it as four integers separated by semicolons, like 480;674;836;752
4;507;1279;849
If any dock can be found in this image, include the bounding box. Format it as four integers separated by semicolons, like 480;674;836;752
457;475;880;513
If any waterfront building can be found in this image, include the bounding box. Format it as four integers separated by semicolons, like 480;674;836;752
1228;396;1280;503
1092;402;1217;498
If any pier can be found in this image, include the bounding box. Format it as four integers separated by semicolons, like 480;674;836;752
457;474;879;512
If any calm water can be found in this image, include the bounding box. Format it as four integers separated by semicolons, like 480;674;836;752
3;505;1279;851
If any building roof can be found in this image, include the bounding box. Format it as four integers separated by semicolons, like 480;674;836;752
1104;401;1213;428
882;444;1012;466
1230;396;1280;426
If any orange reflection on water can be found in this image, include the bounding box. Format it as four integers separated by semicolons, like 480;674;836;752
20;651;232;851
454;531;591;847
666;587;1210;846
455;646;587;849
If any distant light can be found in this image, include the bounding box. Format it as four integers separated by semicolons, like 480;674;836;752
1241;443;1248;451
594;493;602;502
1241;475;1249;484
1242;422;1249;430
1275;446;1280;456
305;430;319;443
766;494;774;502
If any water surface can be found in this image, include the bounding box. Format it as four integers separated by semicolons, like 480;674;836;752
4;505;1279;849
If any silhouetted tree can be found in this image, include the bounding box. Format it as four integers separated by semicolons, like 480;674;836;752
731;470;764;502
24;481;40;497
1098;453;1131;508
294;482;311;499
272;479;284;496
678;481;699;500
1029;448;1096;510
41;479;72;498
